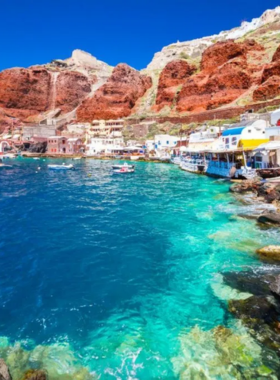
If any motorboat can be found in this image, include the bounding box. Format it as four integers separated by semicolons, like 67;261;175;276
73;157;82;160
48;164;74;170
113;165;135;174
112;162;135;170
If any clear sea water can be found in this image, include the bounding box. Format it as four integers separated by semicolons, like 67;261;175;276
1;159;280;379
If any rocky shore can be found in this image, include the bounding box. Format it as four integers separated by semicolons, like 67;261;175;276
218;178;280;368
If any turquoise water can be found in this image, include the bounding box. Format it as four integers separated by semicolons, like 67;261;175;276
0;159;280;379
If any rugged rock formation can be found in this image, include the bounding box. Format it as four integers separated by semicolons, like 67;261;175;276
0;67;94;121
154;60;196;110
200;40;246;73
77;64;152;121
273;45;280;62
147;7;280;71
253;76;280;101
55;71;92;113
177;41;253;112
0;359;11;380
0;68;51;116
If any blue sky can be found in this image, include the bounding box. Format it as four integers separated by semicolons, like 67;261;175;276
1;0;279;71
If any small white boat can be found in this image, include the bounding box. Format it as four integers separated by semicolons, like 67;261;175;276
48;164;74;170
130;156;139;161
113;166;135;174
112;163;135;170
73;157;82;160
33;157;40;160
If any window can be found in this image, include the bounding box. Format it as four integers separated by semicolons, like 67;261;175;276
225;138;230;149
248;129;251;133
166;141;169;145
232;137;237;146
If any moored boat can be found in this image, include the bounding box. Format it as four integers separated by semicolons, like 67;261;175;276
112;163;135;170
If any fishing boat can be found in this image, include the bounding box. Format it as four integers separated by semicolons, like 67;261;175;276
48;164;74;170
112;163;135;170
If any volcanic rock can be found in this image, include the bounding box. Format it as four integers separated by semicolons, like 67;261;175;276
253;75;280;101
273;45;280;62
0;68;51;115
155;60;196;109
55;71;92;113
229;296;278;322
200;40;247;73
0;359;11;380
77;64;152;121
223;271;276;296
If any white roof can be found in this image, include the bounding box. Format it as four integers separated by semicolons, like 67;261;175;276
254;141;280;151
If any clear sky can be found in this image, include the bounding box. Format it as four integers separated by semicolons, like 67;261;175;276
1;0;279;71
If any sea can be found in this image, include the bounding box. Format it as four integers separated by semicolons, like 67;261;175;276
0;158;280;379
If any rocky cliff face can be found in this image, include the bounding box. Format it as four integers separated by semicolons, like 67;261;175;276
154;60;196;111
0;50;112;128
1;7;280;129
76;64;152;121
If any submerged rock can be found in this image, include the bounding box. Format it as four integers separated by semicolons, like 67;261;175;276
22;370;47;380
257;246;280;261
0;359;11;380
223;271;276;296
229;296;278;322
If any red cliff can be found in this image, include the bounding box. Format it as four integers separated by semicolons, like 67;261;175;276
77;64;152;121
155;60;196;110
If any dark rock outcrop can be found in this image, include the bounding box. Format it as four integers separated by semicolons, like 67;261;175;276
28;141;47;154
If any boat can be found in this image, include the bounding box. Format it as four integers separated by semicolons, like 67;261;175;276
130;156;140;161
112;163;135;170
73;157;82;160
48;164;74;170
113;165;135;174
171;157;182;165
180;157;207;174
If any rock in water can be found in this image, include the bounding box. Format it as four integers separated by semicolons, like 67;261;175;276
257;246;280;261
258;214;280;225
0;359;11;380
269;274;280;297
229;296;278;322
22;369;47;380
